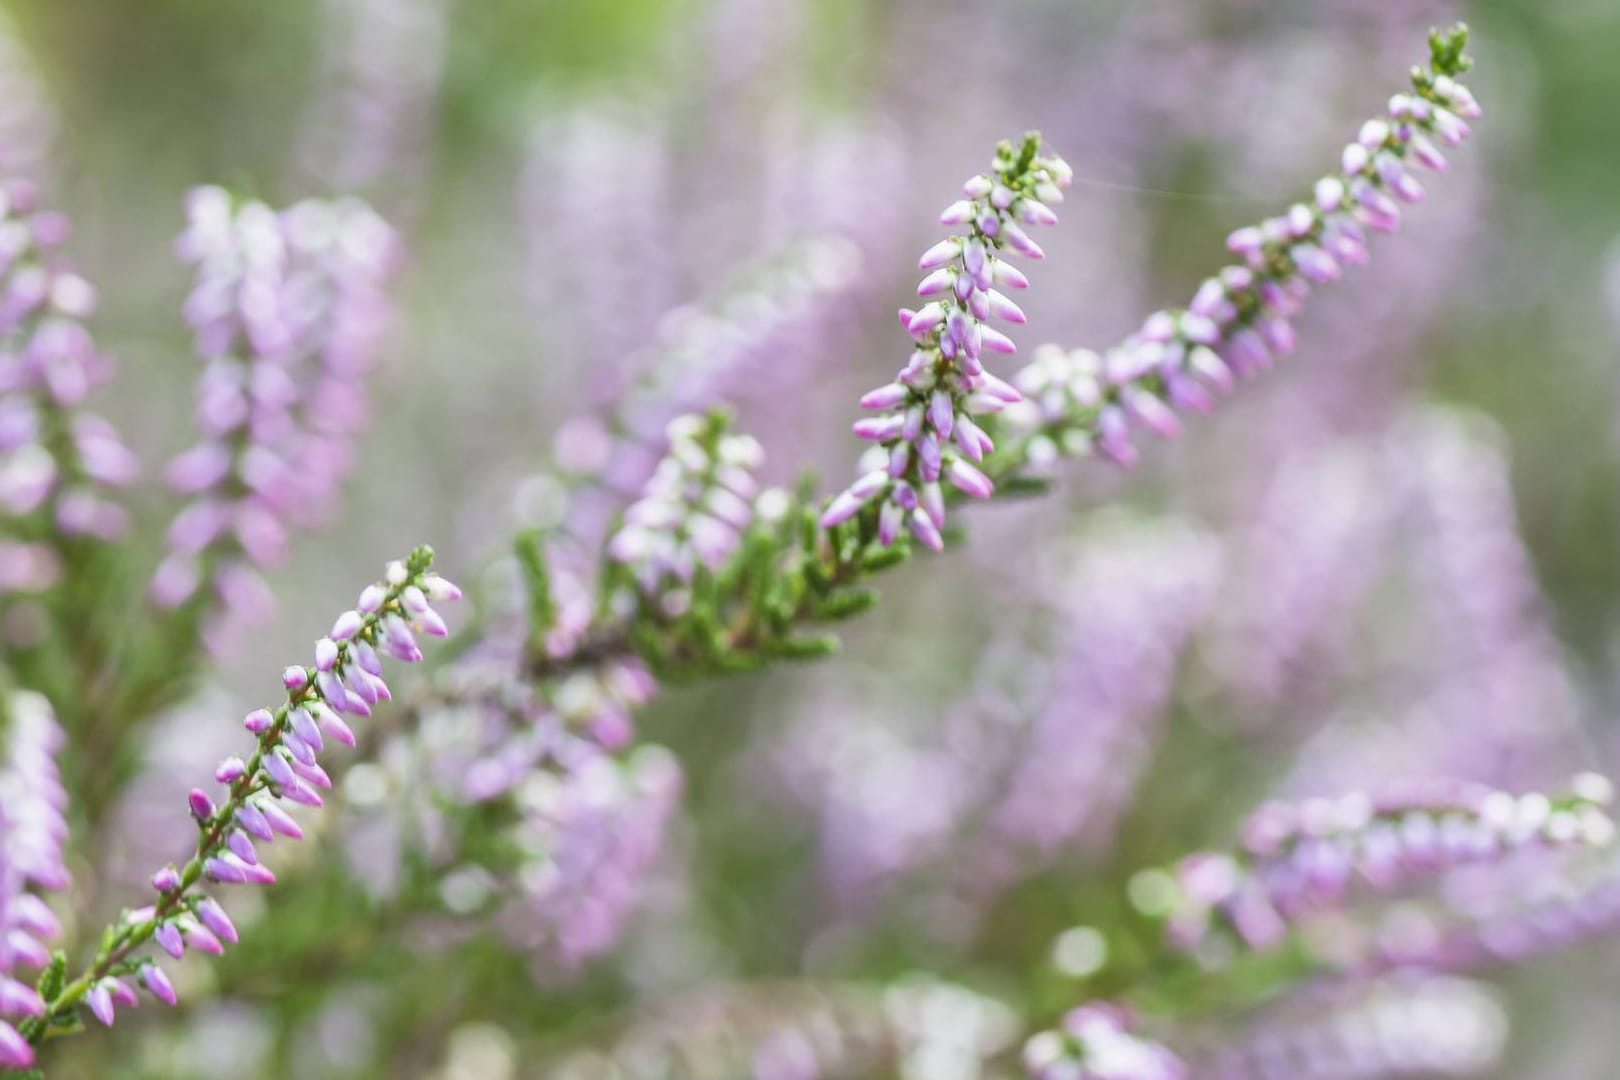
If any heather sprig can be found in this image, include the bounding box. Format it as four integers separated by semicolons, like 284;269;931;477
995;24;1479;474
0;177;136;557
547;234;862;559
1164;775;1615;956
823;132;1071;550
523;29;1482;694
153;186;398;640
1193;975;1507;1079
1353;855;1620;978
0;18;1542;1077
0;689;67;1072
1022;775;1614;1079
606;410;768;608
19;549;457;1049
522;136;1075;684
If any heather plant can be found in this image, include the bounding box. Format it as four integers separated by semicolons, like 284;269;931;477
3;7;1620;1078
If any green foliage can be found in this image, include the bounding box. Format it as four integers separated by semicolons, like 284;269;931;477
1428;22;1474;77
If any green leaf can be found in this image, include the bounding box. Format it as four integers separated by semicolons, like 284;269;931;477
860;545;909;572
513;528;557;642
37;951;65;1001
1428;22;1472;76
811;586;879;621
995;474;1054;499
770;633;841;660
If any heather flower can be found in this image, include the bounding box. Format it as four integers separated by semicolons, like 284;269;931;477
153;187;399;635
999;27;1480;474
1197;437;1392;714
1165;776;1615;955
1284;407;1583;795
0;178;136;552
23;550;457;1037
547;236;860;559
1195;975;1507;1079
0;689;67;1071
824;133;1071;550
522;100;679;385
334;567;668;969
789;516;1218;916
1367;853;1620;976
1023;1003;1185;1080
495;744;683;971
974;519;1219;871
294;0;452;212
607;411;768;606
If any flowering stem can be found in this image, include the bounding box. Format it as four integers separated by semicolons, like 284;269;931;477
21;547;454;1051
536;24;1480;698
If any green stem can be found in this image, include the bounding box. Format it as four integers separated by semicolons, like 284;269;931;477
24;548;440;1049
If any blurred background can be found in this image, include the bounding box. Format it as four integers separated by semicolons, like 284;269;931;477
11;0;1620;1075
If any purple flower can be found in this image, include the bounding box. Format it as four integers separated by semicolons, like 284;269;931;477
999;38;1481;476
823;134;1071;549
0;178;136;582
496;745;684;971
53;551;457;1021
153;187;399;646
1196;975;1506;1079
0;689;67;1067
1164;776;1614;955
607;413;771;605
960;520;1219;899
293;0;453;210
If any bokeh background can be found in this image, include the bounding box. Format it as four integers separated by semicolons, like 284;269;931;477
11;0;1620;1075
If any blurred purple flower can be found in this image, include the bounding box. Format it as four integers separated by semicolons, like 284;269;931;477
968;518;1220;880
1195;974;1506;1080
1000;53;1482;472
1286;408;1586;796
294;0;454;217
0;179;137;560
0;689;68;1070
154;187;400;646
1166;776;1614;956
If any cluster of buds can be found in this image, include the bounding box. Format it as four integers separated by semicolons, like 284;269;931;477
435;655;660;809
1166;776;1615;953
354;594;667;968
1000;27;1479;472
0;691;67;1070
607;412;767;603
1023;1003;1186;1080
30;551;456;1036
153;186;399;631
552;236;861;558
0;177;137;555
823;133;1071;550
399;588;656;808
